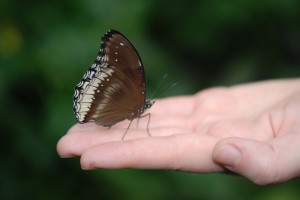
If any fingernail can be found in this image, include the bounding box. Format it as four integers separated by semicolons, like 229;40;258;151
214;144;241;169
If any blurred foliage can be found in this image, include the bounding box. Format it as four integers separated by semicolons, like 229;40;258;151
1;0;300;199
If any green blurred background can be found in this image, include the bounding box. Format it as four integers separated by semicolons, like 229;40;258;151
1;0;300;199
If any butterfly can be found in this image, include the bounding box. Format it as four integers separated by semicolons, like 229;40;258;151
73;30;154;139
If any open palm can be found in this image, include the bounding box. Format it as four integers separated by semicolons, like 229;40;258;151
57;79;300;185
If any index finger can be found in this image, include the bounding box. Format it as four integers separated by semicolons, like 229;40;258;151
80;133;223;172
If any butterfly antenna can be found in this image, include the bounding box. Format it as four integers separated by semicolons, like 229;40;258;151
150;73;167;99
150;73;177;99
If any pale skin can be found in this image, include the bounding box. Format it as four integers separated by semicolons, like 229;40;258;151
57;78;300;185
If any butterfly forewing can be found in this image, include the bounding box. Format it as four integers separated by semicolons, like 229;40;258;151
73;30;151;127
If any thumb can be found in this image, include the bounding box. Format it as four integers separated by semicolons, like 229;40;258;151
212;136;300;185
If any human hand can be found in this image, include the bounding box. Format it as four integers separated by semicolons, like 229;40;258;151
57;79;300;185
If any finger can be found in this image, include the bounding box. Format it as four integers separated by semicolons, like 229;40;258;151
57;123;149;157
212;134;300;185
56;123;110;157
56;123;184;158
80;134;223;172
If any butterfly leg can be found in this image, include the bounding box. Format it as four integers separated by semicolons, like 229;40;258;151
122;119;134;140
139;113;152;137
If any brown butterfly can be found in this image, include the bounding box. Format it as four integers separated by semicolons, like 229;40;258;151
73;30;154;139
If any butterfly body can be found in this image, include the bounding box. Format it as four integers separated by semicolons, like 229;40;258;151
73;30;154;128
